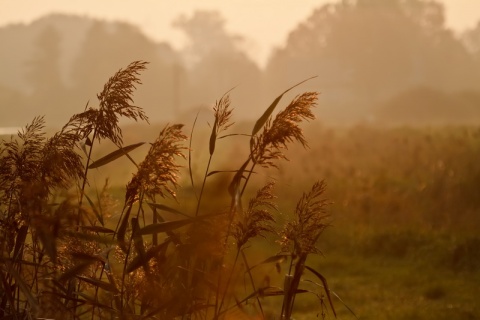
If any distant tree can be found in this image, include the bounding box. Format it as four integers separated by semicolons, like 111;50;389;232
25;25;63;94
266;0;477;116
71;21;181;121
173;11;244;66
463;21;480;56
0;86;27;127
173;11;263;118
24;25;71;124
462;21;480;79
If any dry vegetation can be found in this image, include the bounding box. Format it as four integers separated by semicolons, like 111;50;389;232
0;61;337;319
2;60;480;320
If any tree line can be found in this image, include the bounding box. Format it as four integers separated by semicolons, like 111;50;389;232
2;0;480;127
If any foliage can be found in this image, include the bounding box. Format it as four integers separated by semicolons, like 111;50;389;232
0;61;336;319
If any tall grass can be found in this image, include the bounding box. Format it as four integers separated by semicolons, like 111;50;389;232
0;61;337;319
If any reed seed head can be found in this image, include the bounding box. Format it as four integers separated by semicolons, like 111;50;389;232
125;124;187;206
64;61;149;145
281;180;330;256
252;92;317;168
233;181;277;249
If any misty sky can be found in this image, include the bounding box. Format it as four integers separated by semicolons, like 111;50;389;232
1;0;479;66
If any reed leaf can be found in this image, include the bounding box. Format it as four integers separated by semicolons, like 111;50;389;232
209;118;218;155
12;225;28;262
84;193;104;226
77;275;119;293
88;142;145;169
305;265;337;318
3;261;39;313
117;205;132;252
47;291;86;305
131;217;147;271
228;158;250;200
37;225;57;262
58;260;94;282
251;76;317;136
138;219;196;235
249;253;292;270
126;239;170;273
147;202;190;218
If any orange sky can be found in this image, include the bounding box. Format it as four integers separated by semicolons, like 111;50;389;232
1;0;479;66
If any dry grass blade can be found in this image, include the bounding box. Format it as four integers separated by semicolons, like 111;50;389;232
12;225;28;262
207;169;256;177
88;142;145;169
117;205;132;252
305;265;337;318
2;262;39;313
138;219;197;235
36;224;58;262
131;217;147;271
104;269;122;311
76;275;119;293
58;260;94;282
65;231;115;245
126;239;171;273
188;112;200;200
248;253;292;271
147;202;190;218
0;271;16;315
228;158;250;205
209;117;218;156
84;193;104;226
47;290;86;305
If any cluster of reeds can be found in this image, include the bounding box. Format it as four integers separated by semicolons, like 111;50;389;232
0;61;337;319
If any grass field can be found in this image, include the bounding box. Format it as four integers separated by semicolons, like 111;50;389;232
87;122;480;319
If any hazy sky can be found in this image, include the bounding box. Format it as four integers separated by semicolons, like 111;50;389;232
1;0;479;66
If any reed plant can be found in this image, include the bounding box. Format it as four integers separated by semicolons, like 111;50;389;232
0;61;339;319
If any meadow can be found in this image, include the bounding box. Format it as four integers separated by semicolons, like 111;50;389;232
111;122;480;319
1;61;479;319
